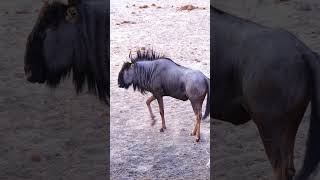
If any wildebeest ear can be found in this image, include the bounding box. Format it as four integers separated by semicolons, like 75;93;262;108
65;6;79;23
47;0;79;24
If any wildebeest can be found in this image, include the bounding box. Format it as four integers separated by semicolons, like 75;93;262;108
118;49;210;142
24;0;109;104
212;6;320;180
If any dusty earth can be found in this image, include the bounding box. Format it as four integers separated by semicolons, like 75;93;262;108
212;0;320;179
110;0;210;179
0;1;108;179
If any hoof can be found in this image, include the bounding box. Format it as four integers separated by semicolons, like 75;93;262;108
163;126;166;129
160;128;164;132
151;120;156;126
288;168;296;177
195;138;200;142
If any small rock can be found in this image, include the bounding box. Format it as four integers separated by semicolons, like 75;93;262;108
139;5;149;9
31;153;41;162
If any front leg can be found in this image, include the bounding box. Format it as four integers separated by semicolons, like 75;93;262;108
146;95;156;126
157;96;166;132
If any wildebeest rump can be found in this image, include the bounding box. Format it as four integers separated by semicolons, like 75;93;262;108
24;0;109;104
118;50;210;142
211;6;320;180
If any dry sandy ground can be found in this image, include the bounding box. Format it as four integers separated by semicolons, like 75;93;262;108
110;0;210;179
212;0;320;179
0;1;108;179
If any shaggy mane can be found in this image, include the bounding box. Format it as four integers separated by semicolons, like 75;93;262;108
129;49;172;64
118;49;184;94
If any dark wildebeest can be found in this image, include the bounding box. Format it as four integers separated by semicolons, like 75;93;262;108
24;0;109;104
212;6;320;180
118;50;210;142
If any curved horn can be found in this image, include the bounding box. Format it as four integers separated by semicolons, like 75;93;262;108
129;51;134;61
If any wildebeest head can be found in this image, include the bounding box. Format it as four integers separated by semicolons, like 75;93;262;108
24;0;109;104
118;49;167;90
24;1;79;85
118;62;134;89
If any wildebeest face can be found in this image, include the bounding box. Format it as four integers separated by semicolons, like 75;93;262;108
118;62;134;89
24;2;78;86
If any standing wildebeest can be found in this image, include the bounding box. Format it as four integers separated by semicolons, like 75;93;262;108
212;6;320;180
24;0;109;104
118;50;210;142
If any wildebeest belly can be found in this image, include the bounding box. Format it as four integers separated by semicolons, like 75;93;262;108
162;82;189;101
213;95;251;125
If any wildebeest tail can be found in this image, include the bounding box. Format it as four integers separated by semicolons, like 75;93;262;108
296;51;320;180
202;77;210;120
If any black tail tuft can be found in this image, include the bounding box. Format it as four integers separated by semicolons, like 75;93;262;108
203;78;210;120
296;52;320;180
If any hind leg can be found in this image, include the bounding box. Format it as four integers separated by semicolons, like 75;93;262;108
255;120;288;180
254;114;302;180
146;95;156;126
195;111;202;142
157;96;166;132
190;100;203;142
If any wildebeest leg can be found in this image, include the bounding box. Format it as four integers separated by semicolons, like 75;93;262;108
195;111;202;142
190;100;203;142
146;95;156;126
157;96;166;132
191;119;197;136
281;108;306;180
255;115;302;180
255;120;285;180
